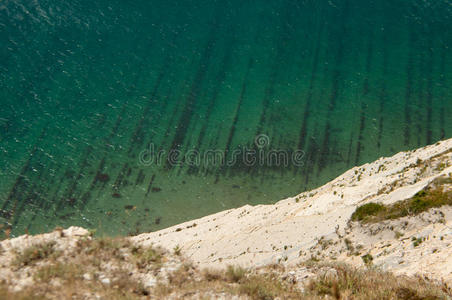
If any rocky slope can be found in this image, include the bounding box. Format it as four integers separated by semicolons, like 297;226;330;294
1;138;452;299
133;138;452;281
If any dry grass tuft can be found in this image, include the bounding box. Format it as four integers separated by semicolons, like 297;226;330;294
237;272;303;300
13;241;58;267
305;263;450;300
2;233;452;300
34;262;82;282
156;265;303;299
2;235;170;300
225;265;246;283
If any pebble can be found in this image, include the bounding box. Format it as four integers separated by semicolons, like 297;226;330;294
145;277;157;288
83;273;92;281
100;277;111;285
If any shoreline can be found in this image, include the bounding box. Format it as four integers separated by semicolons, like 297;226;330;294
132;138;452;280
1;138;452;298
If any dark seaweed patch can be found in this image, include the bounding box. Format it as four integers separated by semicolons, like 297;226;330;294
96;173;110;183
151;187;162;193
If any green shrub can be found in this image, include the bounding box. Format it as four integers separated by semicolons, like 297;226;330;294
352;184;452;224
173;245;181;256
133;246;162;269
351;203;386;222
361;254;373;266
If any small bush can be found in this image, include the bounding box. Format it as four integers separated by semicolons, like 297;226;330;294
34;262;82;282
226;265;246;283
236;272;303;300
13;241;57;267
412;237;423;248
203;268;223;281
167;265;193;288
344;238;354;253
133;246;163;269
351;203;386;222
361;253;373;266
76;237;130;261
238;275;281;300
173;245;181;256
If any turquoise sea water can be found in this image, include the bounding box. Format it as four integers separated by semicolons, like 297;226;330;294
1;0;451;236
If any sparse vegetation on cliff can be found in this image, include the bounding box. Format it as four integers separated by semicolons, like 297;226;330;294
1;142;452;299
304;263;450;300
2;251;451;300
13;241;58;267
352;175;452;224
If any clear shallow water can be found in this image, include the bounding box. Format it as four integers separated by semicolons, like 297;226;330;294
1;0;451;236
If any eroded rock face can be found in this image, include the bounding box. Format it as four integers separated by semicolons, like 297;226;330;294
132;138;452;281
1;139;452;296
